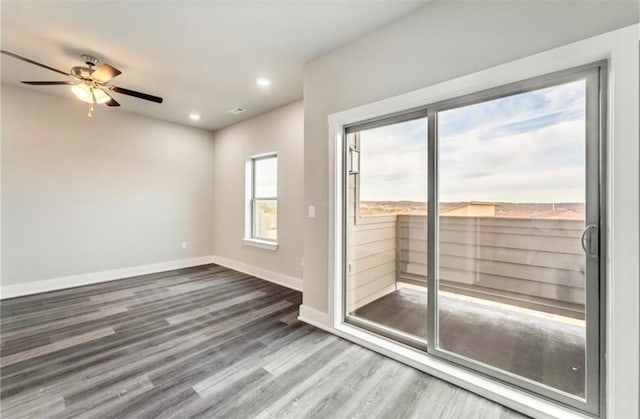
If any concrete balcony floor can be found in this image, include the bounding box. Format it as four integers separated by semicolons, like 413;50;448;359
353;286;585;397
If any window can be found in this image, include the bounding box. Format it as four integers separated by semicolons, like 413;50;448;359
244;153;278;250
342;62;605;416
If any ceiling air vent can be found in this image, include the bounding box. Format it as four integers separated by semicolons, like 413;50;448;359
229;107;246;114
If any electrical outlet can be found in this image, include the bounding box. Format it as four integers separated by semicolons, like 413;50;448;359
308;205;315;218
181;242;188;249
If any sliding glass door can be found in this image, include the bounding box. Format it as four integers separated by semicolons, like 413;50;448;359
344;113;429;347
342;62;605;415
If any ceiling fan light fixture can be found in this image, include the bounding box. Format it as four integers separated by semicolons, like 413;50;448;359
93;89;111;104
70;84;110;104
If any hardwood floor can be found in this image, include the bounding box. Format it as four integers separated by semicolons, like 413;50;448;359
1;264;527;418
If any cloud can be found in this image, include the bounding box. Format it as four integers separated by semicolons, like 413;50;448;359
438;79;585;140
360;118;427;201
357;79;587;203
439;117;585;203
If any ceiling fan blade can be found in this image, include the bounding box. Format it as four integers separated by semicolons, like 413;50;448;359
91;64;122;83
109;86;163;103
21;81;76;85
102;90;120;107
1;50;69;77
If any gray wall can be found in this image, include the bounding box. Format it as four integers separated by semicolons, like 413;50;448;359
211;101;304;280
302;0;639;313
1;85;216;286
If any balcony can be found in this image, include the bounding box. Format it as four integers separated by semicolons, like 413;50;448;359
346;213;586;397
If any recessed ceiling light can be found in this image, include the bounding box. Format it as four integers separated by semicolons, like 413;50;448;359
256;78;271;87
189;113;200;121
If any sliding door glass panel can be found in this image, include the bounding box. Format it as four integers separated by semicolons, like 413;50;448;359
345;117;428;343
435;79;591;397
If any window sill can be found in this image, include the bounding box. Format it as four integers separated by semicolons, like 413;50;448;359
242;238;279;251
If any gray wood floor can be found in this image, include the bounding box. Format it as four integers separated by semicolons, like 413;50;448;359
1;264;527;419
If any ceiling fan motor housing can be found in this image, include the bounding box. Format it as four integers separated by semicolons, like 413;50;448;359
71;66;95;80
82;54;99;67
70;55;100;81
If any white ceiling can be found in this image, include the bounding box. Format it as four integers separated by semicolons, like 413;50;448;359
1;1;426;130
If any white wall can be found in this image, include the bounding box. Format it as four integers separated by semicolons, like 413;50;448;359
210;101;304;285
1;85;216;288
301;0;639;317
302;1;638;417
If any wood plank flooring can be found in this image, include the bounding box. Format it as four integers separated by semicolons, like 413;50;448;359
1;264;527;418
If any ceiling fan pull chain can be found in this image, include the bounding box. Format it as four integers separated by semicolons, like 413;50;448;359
88;89;97;118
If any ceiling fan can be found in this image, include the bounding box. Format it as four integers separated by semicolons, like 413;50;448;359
1;50;163;117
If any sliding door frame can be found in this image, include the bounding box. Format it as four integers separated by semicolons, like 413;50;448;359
425;61;607;416
342;109;430;350
341;60;607;417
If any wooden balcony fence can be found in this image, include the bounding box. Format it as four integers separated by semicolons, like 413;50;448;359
347;214;586;319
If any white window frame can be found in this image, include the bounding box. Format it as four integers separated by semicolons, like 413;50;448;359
320;24;638;419
243;152;279;251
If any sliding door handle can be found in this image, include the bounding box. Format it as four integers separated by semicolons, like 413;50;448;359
581;224;599;259
348;146;360;175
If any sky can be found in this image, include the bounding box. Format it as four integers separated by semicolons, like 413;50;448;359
359;79;586;203
254;156;277;198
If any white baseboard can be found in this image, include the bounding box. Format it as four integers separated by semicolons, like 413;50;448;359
0;256;216;299
298;304;333;331
211;255;302;292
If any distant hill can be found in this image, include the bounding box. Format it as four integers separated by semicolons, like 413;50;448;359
359;201;584;219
